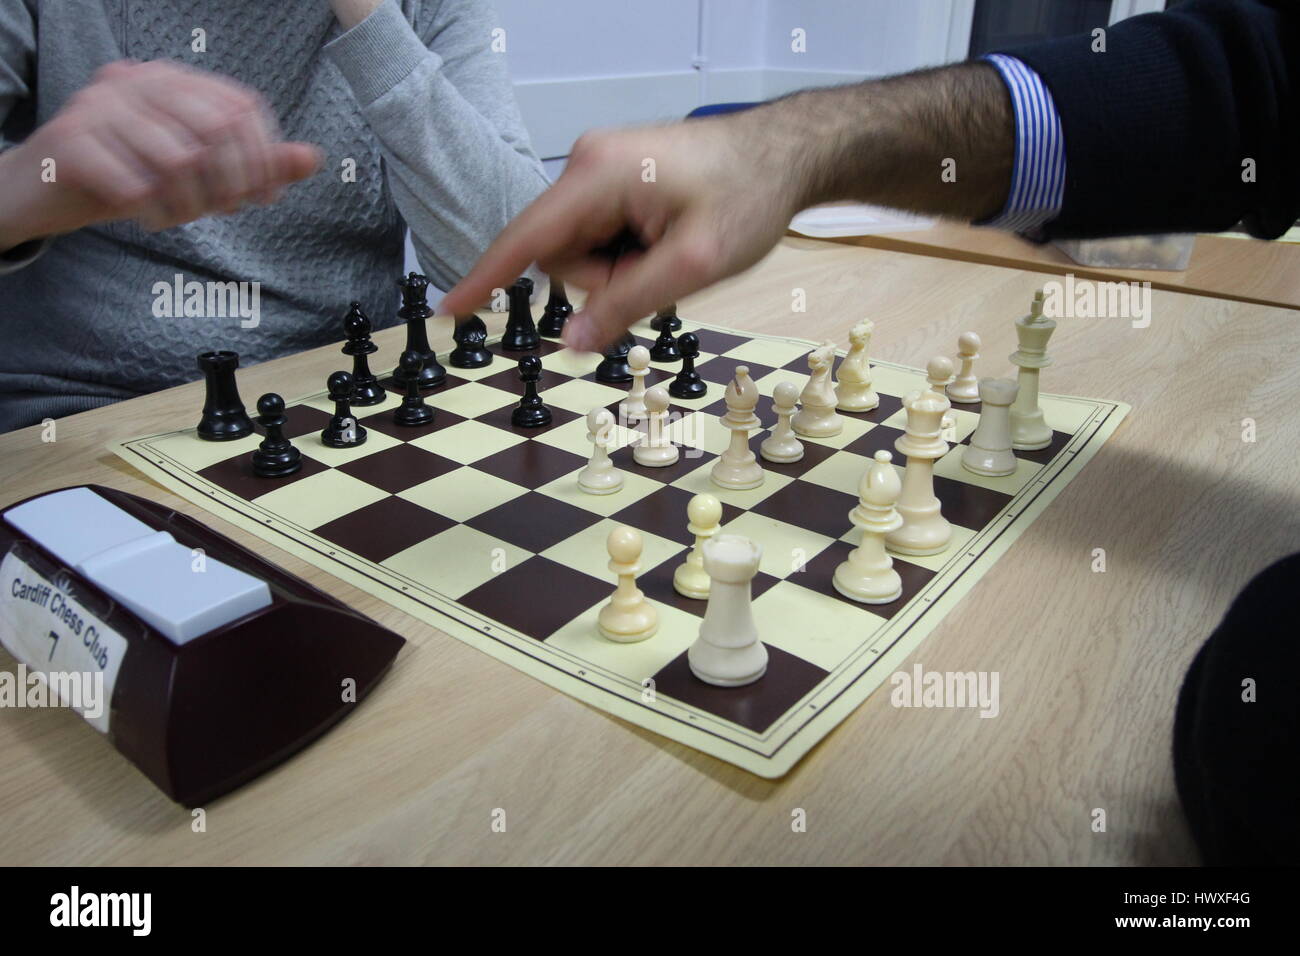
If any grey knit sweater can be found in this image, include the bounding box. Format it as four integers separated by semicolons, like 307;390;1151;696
0;0;548;432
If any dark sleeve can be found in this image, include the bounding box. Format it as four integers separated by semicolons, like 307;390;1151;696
994;0;1299;240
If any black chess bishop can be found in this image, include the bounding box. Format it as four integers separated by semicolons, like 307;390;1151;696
392;351;436;427
392;273;445;390
668;332;707;399
251;393;302;478
341;302;386;406
196;350;254;441
511;355;551;428
320;371;368;448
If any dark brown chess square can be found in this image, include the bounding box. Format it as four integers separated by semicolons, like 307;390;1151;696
335;442;461;494
377;371;473;396
751;479;859;540
691;329;750;355
465;491;602;553
477;362;573;395
581;365;675;388
696;356;776;387
489;338;563;359
475;402;580;437
932;474;1013;531
638;551;780;618
312;494;456;564
792;540;936;620
471;441;587;489
361;407;466;441
650;643;828;734
744;433;838;479
843;424;907;460
1010;429;1070;464
841;392;906;424
610;444;716;484
256;404;331;441
610;484;744;546
198;449;328;500
458;555;610;640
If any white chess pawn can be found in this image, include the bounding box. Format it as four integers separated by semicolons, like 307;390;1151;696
1009;290;1056;450
688;533;767;687
711;366;764;490
962;378;1019;477
792;344;843;437
598;526;658;643
621;345;651;422
947;331;981;404
886;355;953;556
834;450;904;604
673;493;722;599
760;381;805;463
835;320;879;412
578;406;624;495
633;386;679;467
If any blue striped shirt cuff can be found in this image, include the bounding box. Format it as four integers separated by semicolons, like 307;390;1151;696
978;53;1066;234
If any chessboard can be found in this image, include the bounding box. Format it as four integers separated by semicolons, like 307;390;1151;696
113;315;1128;778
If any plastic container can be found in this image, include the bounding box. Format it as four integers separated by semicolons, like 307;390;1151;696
1053;234;1195;271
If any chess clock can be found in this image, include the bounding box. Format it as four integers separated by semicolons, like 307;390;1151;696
0;484;405;806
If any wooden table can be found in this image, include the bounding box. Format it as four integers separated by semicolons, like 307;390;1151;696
821;221;1300;310
3;236;1298;865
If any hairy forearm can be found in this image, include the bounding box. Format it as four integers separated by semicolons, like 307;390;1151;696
738;61;1014;221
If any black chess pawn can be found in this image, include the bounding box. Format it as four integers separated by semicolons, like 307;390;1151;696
511;355;551;428
341;303;385;406
321;371;368;448
251;393;302;478
650;303;682;333
649;321;681;362
449;315;493;368
668;332;707;399
594;331;635;384
393;351;436;427
501;277;539;351
537;280;573;337
196;350;254;441
392;272;446;390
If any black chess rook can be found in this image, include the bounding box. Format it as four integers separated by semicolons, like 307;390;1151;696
196;350;254;441
392;273;446;390
251;393;302;478
341;302;386;406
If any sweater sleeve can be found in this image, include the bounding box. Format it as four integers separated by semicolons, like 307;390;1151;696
0;0;47;267
993;0;1299;240
324;0;549;290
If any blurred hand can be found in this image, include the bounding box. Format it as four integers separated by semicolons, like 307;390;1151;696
0;59;321;247
440;115;807;352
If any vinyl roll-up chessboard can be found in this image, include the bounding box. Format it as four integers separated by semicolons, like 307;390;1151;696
114;318;1128;777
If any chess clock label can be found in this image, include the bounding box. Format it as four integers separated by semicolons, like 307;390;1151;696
0;550;127;733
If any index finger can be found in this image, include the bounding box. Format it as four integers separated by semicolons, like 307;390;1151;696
439;173;621;316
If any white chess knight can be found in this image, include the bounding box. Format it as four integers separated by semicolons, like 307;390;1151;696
1008;290;1056;450
620;345;652;422
947;331;981;404
673;493;722;599
710;366;764;490
633;386;679;467
578;406;624;495
759;380;804;463
834;320;879;412
962;378;1019;477
792;343;843;437
598;526;658;643
885;355;954;557
834;450;904;604
688;533;767;687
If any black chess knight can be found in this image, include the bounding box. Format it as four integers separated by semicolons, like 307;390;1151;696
392;273;446;390
450;314;493;368
341;303;386;406
595;331;635;384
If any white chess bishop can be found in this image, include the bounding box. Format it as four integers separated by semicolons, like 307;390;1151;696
792;343;842;437
962;378;1019;477
688;533;767;687
578;406;624;495
1008;291;1056;450
834;320;879;412
947;331;981;404
834;450;904;604
885;356;953;557
710;366;764;490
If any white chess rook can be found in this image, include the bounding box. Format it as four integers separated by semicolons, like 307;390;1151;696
673;493;722;599
1008;290;1056;450
688;533;768;687
962;378;1019;477
598;526;657;643
947;331;981;404
578;406;625;494
834;320;879;412
834;450;904;604
633;386;679;467
792;343;843;437
711;366;764;490
760;380;805;463
886;356;953;556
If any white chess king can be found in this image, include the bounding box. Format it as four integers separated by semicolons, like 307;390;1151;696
688;533;767;687
1008;290;1056;450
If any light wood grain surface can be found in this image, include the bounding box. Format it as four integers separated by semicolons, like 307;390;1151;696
818;221;1300;310
3;236;1297;865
